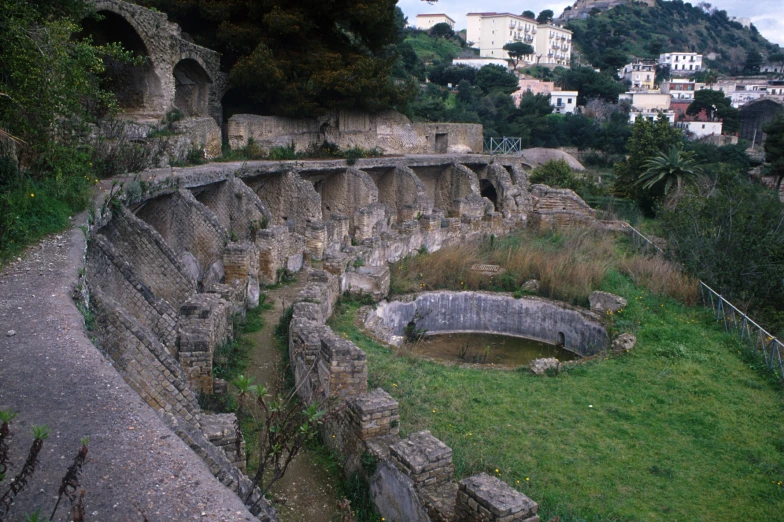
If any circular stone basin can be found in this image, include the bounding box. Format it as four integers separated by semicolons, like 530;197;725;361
365;291;608;358
412;332;579;366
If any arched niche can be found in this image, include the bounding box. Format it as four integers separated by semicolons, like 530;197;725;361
79;11;162;115
173;58;212;117
480;179;499;210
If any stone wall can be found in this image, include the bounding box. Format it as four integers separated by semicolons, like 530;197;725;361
88;0;223;124
367;291;608;356
227;110;483;156
86;153;616;521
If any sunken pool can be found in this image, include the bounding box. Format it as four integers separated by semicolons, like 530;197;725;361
411;332;579;366
364;291;609;363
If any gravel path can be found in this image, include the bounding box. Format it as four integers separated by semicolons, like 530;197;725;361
0;215;257;522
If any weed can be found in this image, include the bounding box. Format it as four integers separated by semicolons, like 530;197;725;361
353;257;365;268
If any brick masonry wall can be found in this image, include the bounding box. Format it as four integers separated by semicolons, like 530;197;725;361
92;289;200;422
88;234;181;352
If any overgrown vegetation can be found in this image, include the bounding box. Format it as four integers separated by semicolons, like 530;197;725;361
0;0;149;263
566;0;781;73
331;260;784;521
390;228;697;307
217;140;383;166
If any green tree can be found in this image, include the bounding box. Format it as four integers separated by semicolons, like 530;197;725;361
661;170;784;332
137;0;412;117
763;114;784;191
636;145;704;195
686;89;739;133
522;10;536;20
430;22;455;39
613;114;682;213
744;49;763;73
537;10;554;24
0;0;134;260
475;64;520;95
503;42;534;68
556;66;626;105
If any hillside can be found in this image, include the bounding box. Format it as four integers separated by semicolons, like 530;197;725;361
565;0;782;72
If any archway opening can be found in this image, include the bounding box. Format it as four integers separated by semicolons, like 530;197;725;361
79;11;161;115
480;179;498;209
173;59;212;117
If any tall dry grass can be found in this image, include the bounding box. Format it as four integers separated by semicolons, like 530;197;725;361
618;255;699;305
391;227;698;306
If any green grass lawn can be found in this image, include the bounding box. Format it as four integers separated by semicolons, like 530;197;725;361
328;270;784;521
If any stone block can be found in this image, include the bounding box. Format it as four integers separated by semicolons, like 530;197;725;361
201;413;246;473
589;291;627;314
612;332;636;353
390;431;454;488
348;388;400;440
456;473;538;522
341;265;390;300
529;358;561;376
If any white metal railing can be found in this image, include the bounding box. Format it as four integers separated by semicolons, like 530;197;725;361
483;137;522;155
623;223;784;379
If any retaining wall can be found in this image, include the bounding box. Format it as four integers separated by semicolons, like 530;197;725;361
368;291;608;356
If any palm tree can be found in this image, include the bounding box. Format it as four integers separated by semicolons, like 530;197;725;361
636;145;704;195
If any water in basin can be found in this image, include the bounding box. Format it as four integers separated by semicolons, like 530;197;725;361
408;332;578;366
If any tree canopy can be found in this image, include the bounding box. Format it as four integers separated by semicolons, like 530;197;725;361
475;64;519;95
134;0;414;117
522;10;536;20
763;114;784;191
536;10;554;24
556;67;626;105
686;89;739;133
503;42;534;67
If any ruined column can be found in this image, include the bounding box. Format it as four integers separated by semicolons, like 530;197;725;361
306;220;328;261
178;294;232;395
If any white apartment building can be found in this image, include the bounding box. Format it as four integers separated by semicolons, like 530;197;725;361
618;61;656;90
466;13;538;60
621;92;675;123
466;13;571;66
550;90;579;113
415;14;456;31
658;52;703;75
536;24;572;67
675;120;723;138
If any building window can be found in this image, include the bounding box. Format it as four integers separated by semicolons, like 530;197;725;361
568;98;573;104
557;98;563;106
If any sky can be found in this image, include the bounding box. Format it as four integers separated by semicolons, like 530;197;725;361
397;0;784;47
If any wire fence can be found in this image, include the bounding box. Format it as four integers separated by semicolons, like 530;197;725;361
623;223;784;380
482;137;522;155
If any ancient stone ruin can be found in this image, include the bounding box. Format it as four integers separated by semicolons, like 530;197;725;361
84;152;610;520
77;1;619;519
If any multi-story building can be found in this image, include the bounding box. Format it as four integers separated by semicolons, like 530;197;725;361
550;90;579;113
415;14;456;31
658;52;703;75
671;100;723;138
511;78;555;106
466;13;538;60
661;79;705;101
618;61;656;90
535;24;572;67
466;13;571;66
620;92;674;123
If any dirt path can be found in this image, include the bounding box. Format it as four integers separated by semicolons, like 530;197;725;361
0;219;258;521
244;279;340;522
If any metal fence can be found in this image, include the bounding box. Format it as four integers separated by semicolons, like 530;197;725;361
699;282;784;379
483;137;522;155
623;223;784;380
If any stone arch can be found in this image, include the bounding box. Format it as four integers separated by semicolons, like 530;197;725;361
480;179;498;210
173;58;213;117
80;10;162;115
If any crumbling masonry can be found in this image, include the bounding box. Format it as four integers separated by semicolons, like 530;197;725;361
86;152;614;521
